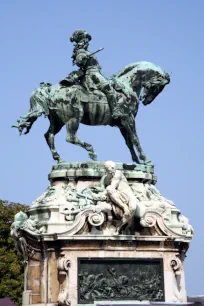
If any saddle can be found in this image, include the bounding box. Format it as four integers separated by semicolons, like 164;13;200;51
81;89;108;104
65;85;108;104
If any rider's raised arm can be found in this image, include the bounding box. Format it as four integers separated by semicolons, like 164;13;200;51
75;49;89;68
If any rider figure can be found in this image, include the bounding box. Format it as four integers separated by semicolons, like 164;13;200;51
60;30;133;119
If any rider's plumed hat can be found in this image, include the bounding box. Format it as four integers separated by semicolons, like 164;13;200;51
70;30;92;43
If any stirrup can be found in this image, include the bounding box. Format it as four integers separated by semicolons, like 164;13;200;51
112;109;124;119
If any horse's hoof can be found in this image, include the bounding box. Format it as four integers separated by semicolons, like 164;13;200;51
57;158;65;164
144;159;154;166
89;152;98;161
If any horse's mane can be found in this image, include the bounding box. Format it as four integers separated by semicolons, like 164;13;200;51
117;61;166;78
117;63;138;78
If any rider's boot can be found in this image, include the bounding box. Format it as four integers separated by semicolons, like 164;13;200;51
112;94;131;120
101;82;132;120
112;96;126;119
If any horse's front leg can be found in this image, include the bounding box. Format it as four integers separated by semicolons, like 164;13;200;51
66;118;97;161
134;126;152;165
121;117;152;165
44;121;64;162
119;126;139;163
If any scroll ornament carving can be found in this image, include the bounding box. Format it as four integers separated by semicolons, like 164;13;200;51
140;213;157;227
87;211;105;226
170;254;184;302
57;256;71;275
57;255;71;306
170;254;182;276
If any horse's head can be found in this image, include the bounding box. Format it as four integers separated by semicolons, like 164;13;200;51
117;62;170;107
141;72;170;106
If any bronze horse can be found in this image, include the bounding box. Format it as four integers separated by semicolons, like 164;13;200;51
13;61;170;164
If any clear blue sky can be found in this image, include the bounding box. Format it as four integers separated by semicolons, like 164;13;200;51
0;1;203;296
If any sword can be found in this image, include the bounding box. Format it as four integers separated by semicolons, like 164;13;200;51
72;47;104;66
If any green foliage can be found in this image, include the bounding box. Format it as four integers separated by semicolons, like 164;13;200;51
0;200;28;306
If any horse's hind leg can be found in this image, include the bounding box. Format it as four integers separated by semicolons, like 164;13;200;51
44;121;64;162
66;118;97;160
119;127;140;163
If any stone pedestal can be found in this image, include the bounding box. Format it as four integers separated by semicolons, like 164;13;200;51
22;235;189;306
11;162;193;306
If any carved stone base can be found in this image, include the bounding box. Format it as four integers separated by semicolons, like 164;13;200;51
16;162;192;238
22;236;188;306
11;162;193;306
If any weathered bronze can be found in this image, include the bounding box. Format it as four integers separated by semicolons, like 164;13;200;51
78;258;164;303
13;30;170;165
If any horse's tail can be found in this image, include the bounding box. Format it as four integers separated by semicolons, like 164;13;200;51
29;91;44;114
29;85;50;116
13;84;51;135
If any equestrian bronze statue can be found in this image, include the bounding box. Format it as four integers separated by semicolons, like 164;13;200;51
13;30;170;165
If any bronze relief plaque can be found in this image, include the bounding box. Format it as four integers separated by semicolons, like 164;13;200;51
78;258;165;304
